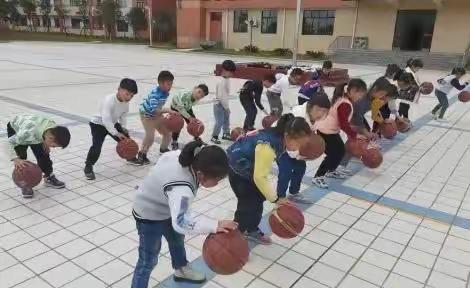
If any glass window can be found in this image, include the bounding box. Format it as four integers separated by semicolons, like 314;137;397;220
69;0;80;6
302;10;335;35
233;10;248;33
261;10;277;34
136;0;145;8
71;18;81;29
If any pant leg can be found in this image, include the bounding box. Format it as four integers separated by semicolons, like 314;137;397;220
289;159;306;195
267;92;283;118
229;169;265;233
240;98;257;131
85;122;109;166
131;220;164;288
170;107;190;142
29;143;53;177
399;102;410;119
276;153;293;198
436;91;449;118
162;219;188;269
223;106;230;135
7;123;28;160
212;103;224;138
380;104;391;119
315;133;345;177
140;114;157;153
432;103;442;114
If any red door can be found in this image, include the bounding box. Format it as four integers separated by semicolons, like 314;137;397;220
209;12;222;42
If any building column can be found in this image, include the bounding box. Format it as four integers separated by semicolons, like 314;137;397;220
176;0;203;48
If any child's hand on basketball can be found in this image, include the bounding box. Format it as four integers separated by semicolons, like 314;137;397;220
13;158;28;170
217;220;238;233
116;133;128;140
276;198;292;206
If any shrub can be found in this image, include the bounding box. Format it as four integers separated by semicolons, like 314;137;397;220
273;48;292;57
200;40;216;50
243;44;259;53
306;50;326;59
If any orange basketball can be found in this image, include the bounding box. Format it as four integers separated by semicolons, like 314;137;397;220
420;82;434;95
202;230;249;275
230;127;245;141
458;91;470;103
262;115;278;129
361;148;383;168
269;204;305;239
116;138;139;160
186;118;205;137
379;121;397;139
395;118;411;133
299;134;325;160
163;113;185;132
346;138;368;158
12;161;42;189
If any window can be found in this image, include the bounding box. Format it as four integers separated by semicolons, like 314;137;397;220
71;18;81;29
302;10;335;35
69;0;80;6
136;0;145;8
233;10;248;33
261;10;277;34
117;20;128;32
54;17;60;28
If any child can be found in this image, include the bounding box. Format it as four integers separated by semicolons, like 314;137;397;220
211;60;236;144
268;68;304;117
227;114;311;244
313;79;367;188
398;58;423;120
311;60;333;80
369;77;399;133
297;78;324;105
131;141;237;287
239;75;273;131
432;67;468;120
170;84;209;150
7;114;71;198
84;78;138;180
277;95;331;203
129;71;176;166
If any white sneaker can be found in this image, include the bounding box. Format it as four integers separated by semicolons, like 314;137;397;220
325;171;346;179
288;193;314;204
174;265;206;284
432;113;438;120
312;176;328;189
336;166;354;176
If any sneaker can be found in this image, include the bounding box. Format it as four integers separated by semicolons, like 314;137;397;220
210;137;221;144
245;230;272;245
171;141;179;151
159;148;170;155
312;176;328;189
432;112;438;120
142;154;151;165
45;175;65;189
325;171;346;179
84;165;95;180
174;265;206;284
127;152;144;166
336;166;353;176
288;193;314;204
222;134;232;141
21;187;34;198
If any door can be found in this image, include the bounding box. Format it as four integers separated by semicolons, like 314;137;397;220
209;12;222;42
393;10;437;51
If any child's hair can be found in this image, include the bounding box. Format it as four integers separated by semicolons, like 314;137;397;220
290;68;304;77
273;113;311;139
157;70;174;83
406;58;424;68
119;78;138;94
322;60;333;69
263;73;276;83
451;67;466;76
179;140;229;180
369;77;398;99
307;93;331;110
332;78;367;104
49;126;71;148
196;84;209;96
385;64;400;78
393;69;413;83
222;60;236;72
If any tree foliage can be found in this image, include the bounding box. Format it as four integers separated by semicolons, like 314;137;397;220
126;7;146;38
99;0;121;40
19;0;37;30
39;0;51;31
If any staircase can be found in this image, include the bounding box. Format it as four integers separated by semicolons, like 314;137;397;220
330;49;464;71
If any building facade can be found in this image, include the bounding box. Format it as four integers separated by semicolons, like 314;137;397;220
176;0;470;56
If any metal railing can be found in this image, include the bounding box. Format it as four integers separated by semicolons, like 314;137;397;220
327;35;352;52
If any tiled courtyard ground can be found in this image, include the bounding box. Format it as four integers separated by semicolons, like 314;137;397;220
1;42;470;288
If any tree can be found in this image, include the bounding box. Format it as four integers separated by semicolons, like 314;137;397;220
1;0;20;25
53;0;68;34
77;0;90;36
99;0;120;40
153;10;174;42
38;0;51;32
19;0;36;31
126;7;146;39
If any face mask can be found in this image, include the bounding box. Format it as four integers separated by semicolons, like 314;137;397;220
286;150;300;158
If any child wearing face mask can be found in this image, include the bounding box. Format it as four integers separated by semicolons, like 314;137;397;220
226;114;312;245
313;79;368;189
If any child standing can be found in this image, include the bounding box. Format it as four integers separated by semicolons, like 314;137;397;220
211;60;236;144
227;114;311;244
131;141;237;287
313;79;367;189
84;78;138;180
129;71;176;166
239;75;273;131
432;67;468;120
170;84;209;150
7;114;71;198
398;58;423;121
267;68;304;117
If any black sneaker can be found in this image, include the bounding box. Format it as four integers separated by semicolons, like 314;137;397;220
210;137;221;144
128;152;144;166
45;175;65;189
159;148;170;155
21;187;34;198
142;154;151;165
222;134;232;141
84;165;96;180
171;141;179;151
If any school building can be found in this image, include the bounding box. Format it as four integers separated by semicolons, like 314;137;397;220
176;0;470;67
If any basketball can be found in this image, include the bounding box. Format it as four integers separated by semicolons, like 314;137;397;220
361;148;383;169
396;118;411;133
262;115;277;129
346;138;368;158
230;127;245;141
163;113;185;132
420;82;434;95
299;134;325;160
379;121;397;139
269;204;305;239
12;161;42;189
116;138;139;160
458;91;470;103
202;230;249;275
186;118;205;137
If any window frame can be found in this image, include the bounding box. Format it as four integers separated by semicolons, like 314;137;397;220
302;10;336;36
233;10;248;33
261;9;277;34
